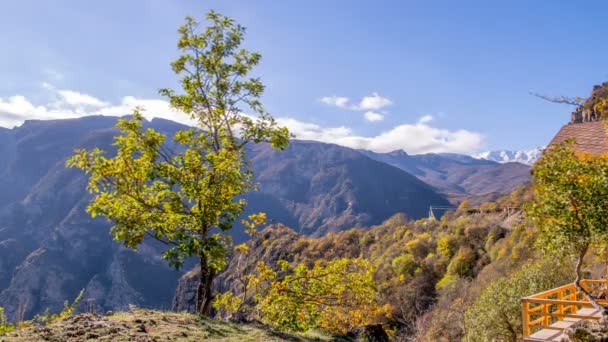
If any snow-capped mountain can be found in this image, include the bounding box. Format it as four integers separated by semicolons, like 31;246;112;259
473;147;545;165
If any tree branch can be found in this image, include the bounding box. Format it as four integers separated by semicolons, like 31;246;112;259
530;92;585;107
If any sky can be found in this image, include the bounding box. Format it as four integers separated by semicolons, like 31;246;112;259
1;0;608;154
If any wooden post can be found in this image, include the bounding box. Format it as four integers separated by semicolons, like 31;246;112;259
557;290;564;320
605;253;608;284
573;286;579;315
522;299;530;337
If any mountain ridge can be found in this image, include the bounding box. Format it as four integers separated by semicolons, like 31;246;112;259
473;147;544;165
359;148;531;203
0;116;451;321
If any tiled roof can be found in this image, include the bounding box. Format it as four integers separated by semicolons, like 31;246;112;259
548;121;608;155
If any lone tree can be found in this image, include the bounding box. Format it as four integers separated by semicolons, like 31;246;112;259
67;11;289;315
527;140;608;317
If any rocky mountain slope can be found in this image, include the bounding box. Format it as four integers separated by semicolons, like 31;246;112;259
248;141;449;236
0;116;183;323
360;149;531;203
0;116;449;321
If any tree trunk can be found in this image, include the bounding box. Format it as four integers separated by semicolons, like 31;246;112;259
196;254;216;316
573;243;608;318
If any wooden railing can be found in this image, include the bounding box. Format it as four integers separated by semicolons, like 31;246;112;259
521;279;608;337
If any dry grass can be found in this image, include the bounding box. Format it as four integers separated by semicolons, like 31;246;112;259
0;309;336;342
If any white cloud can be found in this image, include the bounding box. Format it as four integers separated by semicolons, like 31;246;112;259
0;85;195;128
320;92;392;123
57;90;107;107
41;83;107;107
0;95;81;122
358;93;392;111
320;96;350;109
0;85;483;154
364;111;384;122
96;96;191;125
359;123;483;154
418;115;434;124
278;116;482;154
320;92;392;111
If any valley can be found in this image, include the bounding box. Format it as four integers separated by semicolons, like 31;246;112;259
0;116;530;323
1;4;602;341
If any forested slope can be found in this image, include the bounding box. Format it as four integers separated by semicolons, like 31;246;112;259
174;186;572;340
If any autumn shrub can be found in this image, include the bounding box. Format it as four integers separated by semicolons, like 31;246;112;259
34;289;85;326
435;273;460;292
0;307;14;336
405;233;432;260
457;200;471;212
464;258;572;341
479;201;498;213
383;213;409;227
422;277;471;341
213;187;536;338
213;291;244;321
446;247;476;277
392;253;418;278
215;258;390;334
436;235;457;259
484;225;506;252
259;259;391;333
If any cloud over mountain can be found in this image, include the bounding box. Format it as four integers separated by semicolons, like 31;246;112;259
279;114;482;154
0;85;483;154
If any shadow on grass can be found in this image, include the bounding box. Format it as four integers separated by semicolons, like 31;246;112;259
247;320;354;342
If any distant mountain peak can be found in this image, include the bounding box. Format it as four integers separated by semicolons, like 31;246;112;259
359;148;531;203
473;147;545;165
386;149;409;157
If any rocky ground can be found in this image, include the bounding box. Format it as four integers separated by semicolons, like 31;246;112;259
0;309;337;342
563;319;608;342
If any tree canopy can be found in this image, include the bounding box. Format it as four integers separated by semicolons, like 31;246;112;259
465;258;571;342
67;10;289;315
527;140;608;315
214;257;390;334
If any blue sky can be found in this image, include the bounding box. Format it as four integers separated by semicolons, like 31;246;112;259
1;0;607;153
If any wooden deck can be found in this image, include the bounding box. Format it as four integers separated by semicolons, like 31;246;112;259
522;280;607;341
524;307;601;341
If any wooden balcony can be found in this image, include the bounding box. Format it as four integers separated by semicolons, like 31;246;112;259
522;279;607;341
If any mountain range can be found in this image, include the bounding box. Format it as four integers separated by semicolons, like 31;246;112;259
473;147;544;165
360;149;531;203
0;116;531;321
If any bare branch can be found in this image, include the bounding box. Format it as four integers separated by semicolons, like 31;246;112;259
530;92;586;107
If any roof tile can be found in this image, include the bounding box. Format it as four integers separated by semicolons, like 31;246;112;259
548;121;608;155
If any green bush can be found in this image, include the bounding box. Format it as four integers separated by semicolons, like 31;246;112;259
392;253;418;277
446;247;476;277
435;273;459;292
437;235;457;259
479;201;498;213
0;307;14;336
464;258;572;341
34;289;84;326
405;233;432;260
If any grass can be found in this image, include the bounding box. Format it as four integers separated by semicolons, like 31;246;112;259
0;309;340;342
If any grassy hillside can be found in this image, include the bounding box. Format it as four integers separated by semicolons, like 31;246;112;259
2;309;335;342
